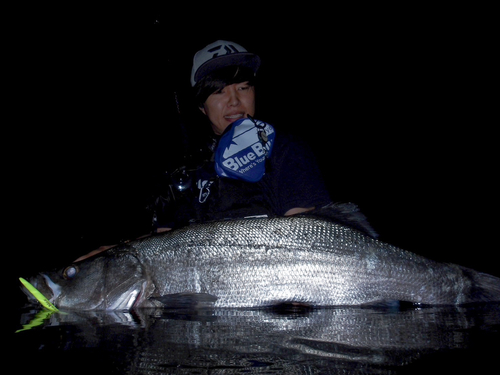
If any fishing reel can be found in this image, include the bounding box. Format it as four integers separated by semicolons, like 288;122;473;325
170;166;193;192
149;148;212;231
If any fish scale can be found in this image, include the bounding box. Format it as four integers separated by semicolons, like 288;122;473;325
22;211;500;310
131;216;490;307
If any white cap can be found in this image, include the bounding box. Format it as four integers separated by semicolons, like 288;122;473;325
190;40;261;87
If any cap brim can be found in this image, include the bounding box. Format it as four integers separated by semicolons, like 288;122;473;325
193;53;261;86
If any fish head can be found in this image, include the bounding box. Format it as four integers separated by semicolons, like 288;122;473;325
24;248;149;310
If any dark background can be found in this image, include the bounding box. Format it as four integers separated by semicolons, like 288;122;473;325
7;5;497;304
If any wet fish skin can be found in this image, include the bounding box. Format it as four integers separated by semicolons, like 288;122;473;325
25;211;500;310
137;216;500;307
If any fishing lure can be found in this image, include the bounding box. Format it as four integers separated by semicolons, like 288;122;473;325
19;277;59;312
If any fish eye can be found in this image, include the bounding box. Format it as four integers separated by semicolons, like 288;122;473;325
63;265;79;280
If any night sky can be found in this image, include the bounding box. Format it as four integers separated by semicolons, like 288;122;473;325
8;6;497;302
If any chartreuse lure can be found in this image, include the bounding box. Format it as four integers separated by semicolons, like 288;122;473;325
16;309;54;333
19;277;59;312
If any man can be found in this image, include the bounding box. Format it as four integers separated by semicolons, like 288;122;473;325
75;40;332;261
152;40;331;231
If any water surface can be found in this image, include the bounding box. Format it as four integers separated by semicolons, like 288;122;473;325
11;303;500;374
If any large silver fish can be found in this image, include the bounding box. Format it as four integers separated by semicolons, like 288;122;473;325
21;204;500;310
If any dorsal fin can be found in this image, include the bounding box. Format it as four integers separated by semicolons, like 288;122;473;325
305;202;379;239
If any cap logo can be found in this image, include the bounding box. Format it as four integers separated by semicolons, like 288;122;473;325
207;44;241;59
191;40;258;87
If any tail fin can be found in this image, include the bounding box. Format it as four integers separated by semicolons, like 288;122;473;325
464;268;500;303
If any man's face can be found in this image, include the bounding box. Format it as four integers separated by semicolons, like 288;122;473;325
200;81;256;135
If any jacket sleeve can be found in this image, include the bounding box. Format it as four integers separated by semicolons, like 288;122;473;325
266;133;332;215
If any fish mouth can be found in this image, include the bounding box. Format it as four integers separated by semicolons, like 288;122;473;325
21;274;60;305
19;276;59;311
20;283;39;304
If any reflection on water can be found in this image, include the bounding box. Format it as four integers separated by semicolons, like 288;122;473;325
12;303;500;374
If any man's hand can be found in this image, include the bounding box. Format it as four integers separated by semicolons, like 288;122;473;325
284;207;314;216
